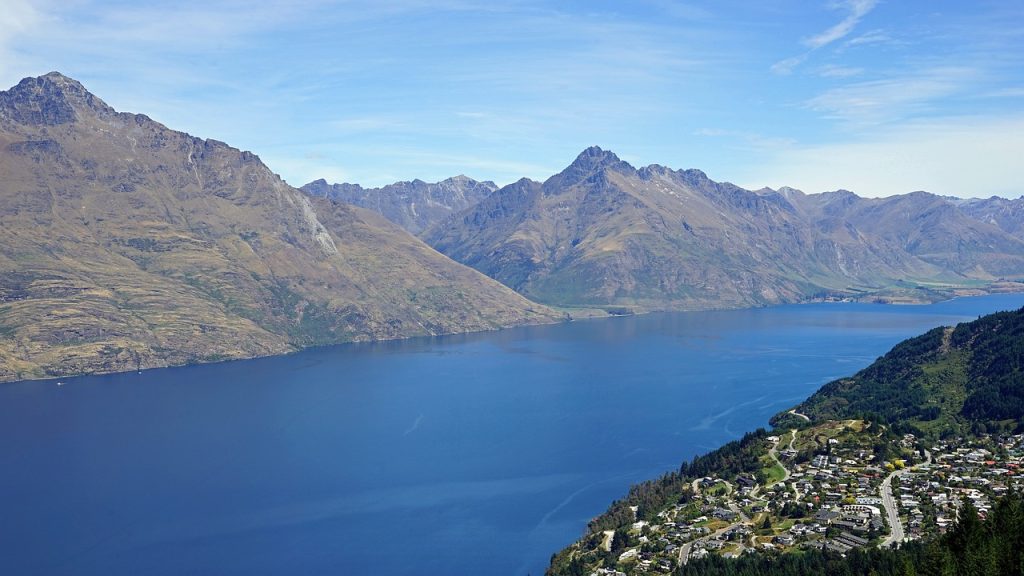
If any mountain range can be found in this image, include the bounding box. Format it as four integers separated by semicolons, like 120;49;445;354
3;71;1024;383
0;73;557;383
302;175;497;235
314;147;1024;311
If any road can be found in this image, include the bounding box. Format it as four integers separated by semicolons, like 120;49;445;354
679;432;798;565
787;409;810;422
677;518;746;566
766;431;794;485
880;449;931;548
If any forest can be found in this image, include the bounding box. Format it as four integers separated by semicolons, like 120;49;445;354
791;307;1024;435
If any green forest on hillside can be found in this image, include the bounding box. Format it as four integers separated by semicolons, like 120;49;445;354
792;307;1024;436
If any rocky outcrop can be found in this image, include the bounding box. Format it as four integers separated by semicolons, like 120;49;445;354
302;174;497;235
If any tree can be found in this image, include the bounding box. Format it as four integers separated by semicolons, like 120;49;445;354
611;530;629;554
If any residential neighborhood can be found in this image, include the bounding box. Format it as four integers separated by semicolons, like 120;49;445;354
591;421;1024;576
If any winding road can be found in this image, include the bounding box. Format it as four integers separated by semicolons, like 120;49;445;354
679;432;799;565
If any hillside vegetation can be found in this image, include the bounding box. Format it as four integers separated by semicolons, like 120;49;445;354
787;306;1024;435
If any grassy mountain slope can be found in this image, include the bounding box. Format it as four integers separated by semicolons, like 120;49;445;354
0;73;558;382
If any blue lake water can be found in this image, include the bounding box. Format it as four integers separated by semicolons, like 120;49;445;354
3;294;1024;575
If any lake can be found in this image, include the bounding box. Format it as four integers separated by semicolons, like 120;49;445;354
3;294;1024;575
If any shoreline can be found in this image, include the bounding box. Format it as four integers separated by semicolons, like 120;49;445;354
7;286;1024;387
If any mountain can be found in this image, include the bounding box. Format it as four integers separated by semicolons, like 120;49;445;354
302;175;497;235
424;147;1024;311
786;190;1024;280
0;73;558;383
958;196;1024;240
785;306;1024;435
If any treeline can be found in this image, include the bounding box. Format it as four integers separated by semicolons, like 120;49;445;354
679;429;769;481
677;492;1024;576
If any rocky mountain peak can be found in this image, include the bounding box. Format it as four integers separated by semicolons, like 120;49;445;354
637;164;675;180
569;146;626;171
776;186;805;199
0;72;115;126
548;146;635;189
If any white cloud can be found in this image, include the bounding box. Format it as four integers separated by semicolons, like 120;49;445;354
739;115;1024;198
845;29;893;47
805;67;977;125
770;56;806;75
803;0;879;50
771;0;878;74
817;64;864;78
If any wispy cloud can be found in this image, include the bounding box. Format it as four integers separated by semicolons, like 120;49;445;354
771;0;878;74
770;55;807;76
817;64;864;78
844;28;893;47
803;0;878;49
805;67;977;124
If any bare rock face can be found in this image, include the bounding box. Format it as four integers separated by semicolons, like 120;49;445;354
959;196;1024;239
0;72;558;383
302;175;497;236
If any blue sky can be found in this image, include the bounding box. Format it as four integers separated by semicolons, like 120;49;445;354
2;1;1022;197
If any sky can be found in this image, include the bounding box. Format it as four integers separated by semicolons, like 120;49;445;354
1;0;1022;198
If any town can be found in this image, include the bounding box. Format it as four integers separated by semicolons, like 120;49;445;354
588;420;1024;576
